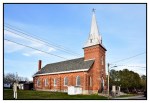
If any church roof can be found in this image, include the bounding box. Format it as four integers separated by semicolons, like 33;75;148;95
34;57;94;76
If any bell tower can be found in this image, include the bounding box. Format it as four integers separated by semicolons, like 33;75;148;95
83;9;107;93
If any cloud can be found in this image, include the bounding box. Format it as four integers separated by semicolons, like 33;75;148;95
4;30;24;39
22;50;43;57
47;48;55;52
22;47;56;57
4;27;56;56
4;40;24;53
22;44;56;57
22;53;30;57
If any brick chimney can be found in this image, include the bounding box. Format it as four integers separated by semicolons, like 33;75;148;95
38;60;42;71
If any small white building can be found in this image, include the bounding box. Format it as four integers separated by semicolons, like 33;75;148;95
68;86;82;95
18;83;24;90
18;81;27;90
4;83;11;88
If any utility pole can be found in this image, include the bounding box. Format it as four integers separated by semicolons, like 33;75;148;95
107;63;117;99
107;63;110;99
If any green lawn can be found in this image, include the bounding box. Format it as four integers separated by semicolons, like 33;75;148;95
4;89;107;100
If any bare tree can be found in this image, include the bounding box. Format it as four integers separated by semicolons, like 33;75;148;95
4;73;29;83
4;73;16;83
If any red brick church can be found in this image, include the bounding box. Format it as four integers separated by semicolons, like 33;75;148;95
33;10;107;94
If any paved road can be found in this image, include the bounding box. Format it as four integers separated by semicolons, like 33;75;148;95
113;95;146;100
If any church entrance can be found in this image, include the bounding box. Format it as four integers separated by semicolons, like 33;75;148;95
99;77;104;93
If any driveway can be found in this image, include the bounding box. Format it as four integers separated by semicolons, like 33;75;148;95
113;95;146;100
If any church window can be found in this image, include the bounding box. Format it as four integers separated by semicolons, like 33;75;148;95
64;77;68;86
101;69;104;75
90;39;92;43
101;56;104;65
76;76;81;86
54;78;57;86
37;78;41;86
101;77;105;90
44;78;48;86
89;76;92;87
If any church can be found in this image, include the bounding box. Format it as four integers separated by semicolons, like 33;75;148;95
33;10;107;94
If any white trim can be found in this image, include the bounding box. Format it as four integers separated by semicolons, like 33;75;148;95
64;77;68;86
101;77;105;87
33;69;89;77
84;58;95;61
76;76;81;86
90;76;92;87
44;78;48;86
101;56;104;65
54;78;57;86
37;78;41;87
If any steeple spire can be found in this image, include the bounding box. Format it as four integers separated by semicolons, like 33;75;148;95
84;9;102;48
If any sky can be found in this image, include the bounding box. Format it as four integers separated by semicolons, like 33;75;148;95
4;4;146;80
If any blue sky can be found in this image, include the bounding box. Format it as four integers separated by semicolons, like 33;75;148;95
4;4;146;80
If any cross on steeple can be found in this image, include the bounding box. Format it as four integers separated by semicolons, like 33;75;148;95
92;8;96;12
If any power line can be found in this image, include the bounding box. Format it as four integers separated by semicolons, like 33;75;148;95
5;23;69;50
110;64;146;69
4;23;81;57
4;24;87;66
4;39;68;60
4;25;81;56
4;28;80;57
4;38;87;67
110;52;146;64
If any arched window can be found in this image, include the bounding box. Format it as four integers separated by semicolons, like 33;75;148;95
44;78;48;86
76;76;81;86
37;78;41;86
101;56;104;65
64;77;68;86
101;77;105;91
54;78;57;86
90;39;92;43
101;68;104;75
89;76;92;87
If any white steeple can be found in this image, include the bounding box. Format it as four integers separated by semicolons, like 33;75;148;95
84;9;102;48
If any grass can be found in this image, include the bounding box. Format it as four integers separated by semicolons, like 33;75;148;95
4;89;107;100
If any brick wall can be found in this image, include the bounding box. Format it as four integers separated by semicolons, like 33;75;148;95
84;44;106;93
33;44;106;94
33;71;89;92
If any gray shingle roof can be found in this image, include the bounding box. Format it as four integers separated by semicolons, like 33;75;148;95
35;57;94;75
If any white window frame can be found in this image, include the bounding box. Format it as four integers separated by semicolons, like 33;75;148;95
101;77;105;87
76;76;81;86
37;78;41;87
44;78;48;86
101;56;104;65
64;77;68;86
90;76;92;87
54;78;57;86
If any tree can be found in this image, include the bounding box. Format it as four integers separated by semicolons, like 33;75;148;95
4;73;29;83
109;69;142;93
4;73;16;83
109;69;120;89
140;75;146;90
141;75;146;80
